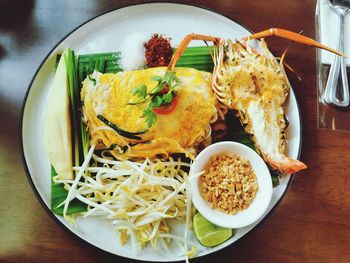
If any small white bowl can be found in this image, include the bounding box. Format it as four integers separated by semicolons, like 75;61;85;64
190;141;273;229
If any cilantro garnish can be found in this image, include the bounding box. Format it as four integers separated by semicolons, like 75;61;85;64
142;108;157;128
131;84;147;101
128;70;180;128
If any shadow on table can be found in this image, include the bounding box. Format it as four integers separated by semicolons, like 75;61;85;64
0;0;35;28
0;0;37;59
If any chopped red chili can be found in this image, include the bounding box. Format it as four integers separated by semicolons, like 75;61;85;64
144;34;173;67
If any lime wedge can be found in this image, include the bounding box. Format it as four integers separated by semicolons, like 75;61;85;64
193;213;233;247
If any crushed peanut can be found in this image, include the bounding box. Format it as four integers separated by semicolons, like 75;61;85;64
199;153;258;215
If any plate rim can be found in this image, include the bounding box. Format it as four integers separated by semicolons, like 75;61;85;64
19;2;302;261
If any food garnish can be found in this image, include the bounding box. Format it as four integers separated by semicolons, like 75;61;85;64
200;153;258;214
144;33;173;67
193;212;233;247
96;114;148;140
128;70;180;128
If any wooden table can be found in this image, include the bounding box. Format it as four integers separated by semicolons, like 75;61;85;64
1;0;349;262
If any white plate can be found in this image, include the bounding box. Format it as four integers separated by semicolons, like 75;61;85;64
21;3;301;262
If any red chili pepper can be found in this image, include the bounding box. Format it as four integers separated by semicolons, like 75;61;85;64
153;96;179;115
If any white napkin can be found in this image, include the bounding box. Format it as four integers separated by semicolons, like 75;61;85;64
317;0;350;65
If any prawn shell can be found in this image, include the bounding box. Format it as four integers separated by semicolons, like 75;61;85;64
212;39;306;175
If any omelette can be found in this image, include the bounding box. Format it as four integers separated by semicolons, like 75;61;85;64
81;67;218;159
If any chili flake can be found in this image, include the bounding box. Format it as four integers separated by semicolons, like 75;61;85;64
144;34;173;67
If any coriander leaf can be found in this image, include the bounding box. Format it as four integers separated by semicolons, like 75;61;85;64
163;71;180;87
149;71;180;95
161;92;174;104
129;71;181;127
151;75;162;82
150;83;165;95
150;95;163;109
142;108;157;128
127;99;146;105
131;84;147;99
173;74;180;84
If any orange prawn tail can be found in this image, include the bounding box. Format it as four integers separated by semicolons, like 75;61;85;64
268;156;307;175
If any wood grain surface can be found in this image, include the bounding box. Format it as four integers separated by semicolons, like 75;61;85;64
1;0;349;262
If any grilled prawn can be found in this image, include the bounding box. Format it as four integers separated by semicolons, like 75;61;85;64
168;28;343;174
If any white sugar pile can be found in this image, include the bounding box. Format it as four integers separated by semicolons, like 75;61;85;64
119;33;147;70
